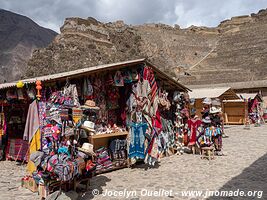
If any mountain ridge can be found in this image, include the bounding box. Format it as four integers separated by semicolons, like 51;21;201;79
2;8;267;86
0;9;57;82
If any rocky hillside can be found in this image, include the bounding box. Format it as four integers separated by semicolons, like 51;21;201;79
0;9;57;83
25;8;267;86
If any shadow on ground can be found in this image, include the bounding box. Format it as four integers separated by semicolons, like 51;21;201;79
208;153;267;200
79;175;111;199
132;161;160;170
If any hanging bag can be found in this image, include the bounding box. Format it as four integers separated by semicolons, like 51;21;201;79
114;71;124;86
60;109;69;121
123;70;133;83
64;121;75;137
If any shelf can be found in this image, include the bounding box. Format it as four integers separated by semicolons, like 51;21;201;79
90;131;128;139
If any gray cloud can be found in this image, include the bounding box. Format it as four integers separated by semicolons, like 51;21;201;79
0;0;266;32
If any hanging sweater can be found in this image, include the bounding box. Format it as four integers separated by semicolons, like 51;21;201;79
23;100;40;142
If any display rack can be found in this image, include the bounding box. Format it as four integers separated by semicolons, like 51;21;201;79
89;131;128;150
88;131;129;174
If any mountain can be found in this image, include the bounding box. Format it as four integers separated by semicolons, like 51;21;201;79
0;9;57;83
25;8;267;86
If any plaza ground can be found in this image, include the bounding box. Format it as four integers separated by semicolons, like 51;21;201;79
0;125;266;200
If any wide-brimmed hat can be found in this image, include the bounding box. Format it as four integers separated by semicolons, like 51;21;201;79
202;116;211;123
30;151;44;167
81;120;95;132
78;143;95;156
81;100;100;110
210;106;222;114
203;97;212;105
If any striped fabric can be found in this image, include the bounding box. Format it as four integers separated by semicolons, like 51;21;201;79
143;66;158;102
6;139;29;161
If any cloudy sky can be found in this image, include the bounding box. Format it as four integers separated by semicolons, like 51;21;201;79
0;0;266;32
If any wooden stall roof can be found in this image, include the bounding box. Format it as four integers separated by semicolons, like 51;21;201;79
189;87;239;100
187;79;267;90
0;58;189;92
238;93;263;101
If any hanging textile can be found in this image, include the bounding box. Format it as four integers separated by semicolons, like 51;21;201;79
145;127;159;166
188;119;202;146
0;112;6;160
114;71;124;87
143;66;158;103
129;123;148;159
38;101;47;128
27;129;41;174
23;100;41;173
23;100;40;142
0;112;6;141
63;84;80;107
83;77;93;99
132;80;152;127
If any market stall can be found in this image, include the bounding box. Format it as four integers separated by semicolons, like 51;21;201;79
188;87;239;124
0;84;34;161
222;99;247;125
187;87;239;156
223;93;265;125
239;93;264;125
0;58;190;196
187;97;226;156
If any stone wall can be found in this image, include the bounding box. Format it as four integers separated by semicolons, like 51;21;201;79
25;8;267;86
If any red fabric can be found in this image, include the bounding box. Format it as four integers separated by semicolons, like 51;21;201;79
152;109;162;131
143;66;158;102
6;139;29;161
120;109;127;126
250;99;259;112
188;119;202;145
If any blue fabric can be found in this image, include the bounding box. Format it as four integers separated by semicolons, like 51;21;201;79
129;122;147;159
58;147;70;156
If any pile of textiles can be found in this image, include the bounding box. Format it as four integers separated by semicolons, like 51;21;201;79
95;147;113;173
31;148;88;184
109;139;128;167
